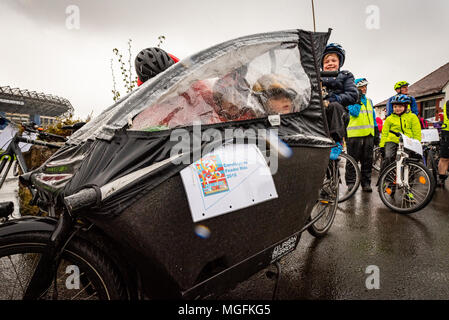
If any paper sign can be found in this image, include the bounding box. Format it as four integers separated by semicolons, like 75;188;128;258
180;143;278;222
421;129;439;143
0;124;17;150
401;133;423;155
0;124;36;152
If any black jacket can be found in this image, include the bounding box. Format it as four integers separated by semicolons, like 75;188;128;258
321;70;359;107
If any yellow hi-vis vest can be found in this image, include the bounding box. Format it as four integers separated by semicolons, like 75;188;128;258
444;101;449;132
347;98;375;138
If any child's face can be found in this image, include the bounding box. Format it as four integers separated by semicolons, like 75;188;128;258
323;53;340;71
393;104;405;115
268;97;293;114
359;85;367;95
400;86;409;94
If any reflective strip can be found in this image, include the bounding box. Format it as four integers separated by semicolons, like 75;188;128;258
347;125;374;131
359;110;370;114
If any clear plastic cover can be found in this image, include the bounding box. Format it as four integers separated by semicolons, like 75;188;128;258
131;42;311;131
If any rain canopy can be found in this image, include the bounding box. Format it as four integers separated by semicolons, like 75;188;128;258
30;29;333;218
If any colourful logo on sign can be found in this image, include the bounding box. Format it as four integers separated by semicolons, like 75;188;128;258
195;155;229;196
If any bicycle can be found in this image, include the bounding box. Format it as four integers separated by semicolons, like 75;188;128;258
377;131;435;213
422;141;439;184
307;158;339;237
372;146;382;172
337;151;361;202
0;120;66;220
0;29;360;300
0;121;65;190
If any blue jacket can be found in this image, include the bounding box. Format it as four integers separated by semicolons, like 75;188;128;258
321;70;359;107
347;95;378;128
386;94;418;116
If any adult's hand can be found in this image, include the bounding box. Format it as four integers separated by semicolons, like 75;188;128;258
374;127;380;146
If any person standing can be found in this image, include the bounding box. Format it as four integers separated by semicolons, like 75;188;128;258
345;78;379;192
438;100;449;187
386;81;418;116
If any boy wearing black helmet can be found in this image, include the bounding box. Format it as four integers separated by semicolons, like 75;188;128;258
320;43;359;159
135;47;179;86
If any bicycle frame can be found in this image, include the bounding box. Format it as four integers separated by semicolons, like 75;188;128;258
0;134;29;189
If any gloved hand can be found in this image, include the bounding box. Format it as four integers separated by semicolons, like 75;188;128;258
379;147;385;158
330;142;343;160
374;126;380;146
348;104;361;117
327;93;341;103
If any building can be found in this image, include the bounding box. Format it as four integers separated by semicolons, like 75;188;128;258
0;86;73;127
375;62;449;120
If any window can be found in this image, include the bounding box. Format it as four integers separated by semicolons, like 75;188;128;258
131;42;311;131
422;99;436;120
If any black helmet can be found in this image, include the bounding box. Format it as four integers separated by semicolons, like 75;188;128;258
135;47;175;83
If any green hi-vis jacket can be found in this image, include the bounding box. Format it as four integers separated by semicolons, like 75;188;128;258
347;98;375;138
444;101;449;132
379;111;421;147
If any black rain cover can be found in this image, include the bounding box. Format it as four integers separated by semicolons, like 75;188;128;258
31;29;332;218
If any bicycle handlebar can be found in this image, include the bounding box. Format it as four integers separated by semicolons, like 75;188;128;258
37;131;67;142
64;188;98;212
320;71;339;78
16;136;62;149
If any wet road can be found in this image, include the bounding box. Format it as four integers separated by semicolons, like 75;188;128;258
219;173;449;300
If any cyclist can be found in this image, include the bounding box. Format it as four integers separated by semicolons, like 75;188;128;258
135;47;179;86
437;100;449;187
386;81;418;116
379;94;421;173
345;78;379;192
320;43;358;160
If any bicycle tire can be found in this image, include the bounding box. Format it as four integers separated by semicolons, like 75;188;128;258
337;152;361;202
0;232;127;300
372;146;382;172
425;148;438;184
308;160;339;237
377;159;435;214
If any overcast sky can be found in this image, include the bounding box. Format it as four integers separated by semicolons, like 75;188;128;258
1;0;448;119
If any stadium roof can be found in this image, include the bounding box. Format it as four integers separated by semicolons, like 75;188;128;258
0;86;74;117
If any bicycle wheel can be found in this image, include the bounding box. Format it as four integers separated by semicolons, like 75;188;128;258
372;146;382;172
425;148;438;183
337;152;361;202
377;159;435;214
0;232;127;300
308;160;339;237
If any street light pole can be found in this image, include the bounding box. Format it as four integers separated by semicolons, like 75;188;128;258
311;0;316;32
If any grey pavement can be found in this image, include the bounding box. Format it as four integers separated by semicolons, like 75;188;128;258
219;173;449;300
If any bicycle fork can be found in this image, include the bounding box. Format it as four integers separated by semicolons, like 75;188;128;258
23;211;76;300
395;155;410;188
0;155;14;188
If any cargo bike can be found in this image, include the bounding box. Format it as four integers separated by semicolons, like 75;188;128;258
0;29;341;300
